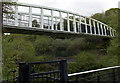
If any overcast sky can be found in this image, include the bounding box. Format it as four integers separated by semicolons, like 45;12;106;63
19;0;119;16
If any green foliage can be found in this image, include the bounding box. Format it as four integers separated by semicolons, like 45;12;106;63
2;34;34;78
68;52;99;73
91;13;105;22
91;8;118;29
98;55;118;67
74;52;100;70
34;36;53;56
91;8;119;57
66;38;89;56
68;51;118;74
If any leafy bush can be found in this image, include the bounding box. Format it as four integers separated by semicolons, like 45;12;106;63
34;36;53;56
68;51;118;74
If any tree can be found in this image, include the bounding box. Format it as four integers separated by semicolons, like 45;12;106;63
3;1;17;19
34;36;53;56
91;8;119;56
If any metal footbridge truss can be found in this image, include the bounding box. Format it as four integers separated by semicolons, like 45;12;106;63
3;2;116;38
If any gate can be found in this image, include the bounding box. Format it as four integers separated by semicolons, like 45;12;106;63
19;60;68;83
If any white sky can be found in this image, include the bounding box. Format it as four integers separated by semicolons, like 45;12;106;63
19;0;119;16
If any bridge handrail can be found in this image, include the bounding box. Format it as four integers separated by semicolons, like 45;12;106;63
3;2;116;37
11;2;112;27
16;2;114;28
68;66;120;77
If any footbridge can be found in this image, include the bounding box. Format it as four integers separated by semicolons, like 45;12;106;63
3;2;116;38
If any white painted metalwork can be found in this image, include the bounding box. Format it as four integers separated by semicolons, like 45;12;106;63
104;26;107;36
93;21;96;35
51;10;54;30
84;17;88;34
73;15;76;33
89;19;92;34
67;13;70;32
68;66;120;77
55;16;58;30
15;5;18;26
79;16;82;33
41;8;44;29
3;2;116;37
29;7;32;27
109;27;112;36
101;24;104;35
97;22;100;35
59;11;63;31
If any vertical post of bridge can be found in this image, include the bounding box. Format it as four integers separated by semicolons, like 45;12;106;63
51;10;54;30
73;14;76;33
29;7;32;27
107;27;110;36
112;29;114;37
48;17;50;29
113;30;115;37
113;30;116;37
100;23;104;36
106;27;109;36
109;27;112;37
77;18;79;33
89;18;92;34
59;11;63;31
85;17;88;34
55;16;58;30
41;8;44;29
111;28;113;36
97;22;100;35
104;25;107;36
93;20;96;35
19;14;22;26
79;16;82;33
67;12;70;32
111;29;114;37
15;4;18;26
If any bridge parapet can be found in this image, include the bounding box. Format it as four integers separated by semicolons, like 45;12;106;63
3;2;116;37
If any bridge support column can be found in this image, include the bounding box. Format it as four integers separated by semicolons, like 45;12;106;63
0;2;2;82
